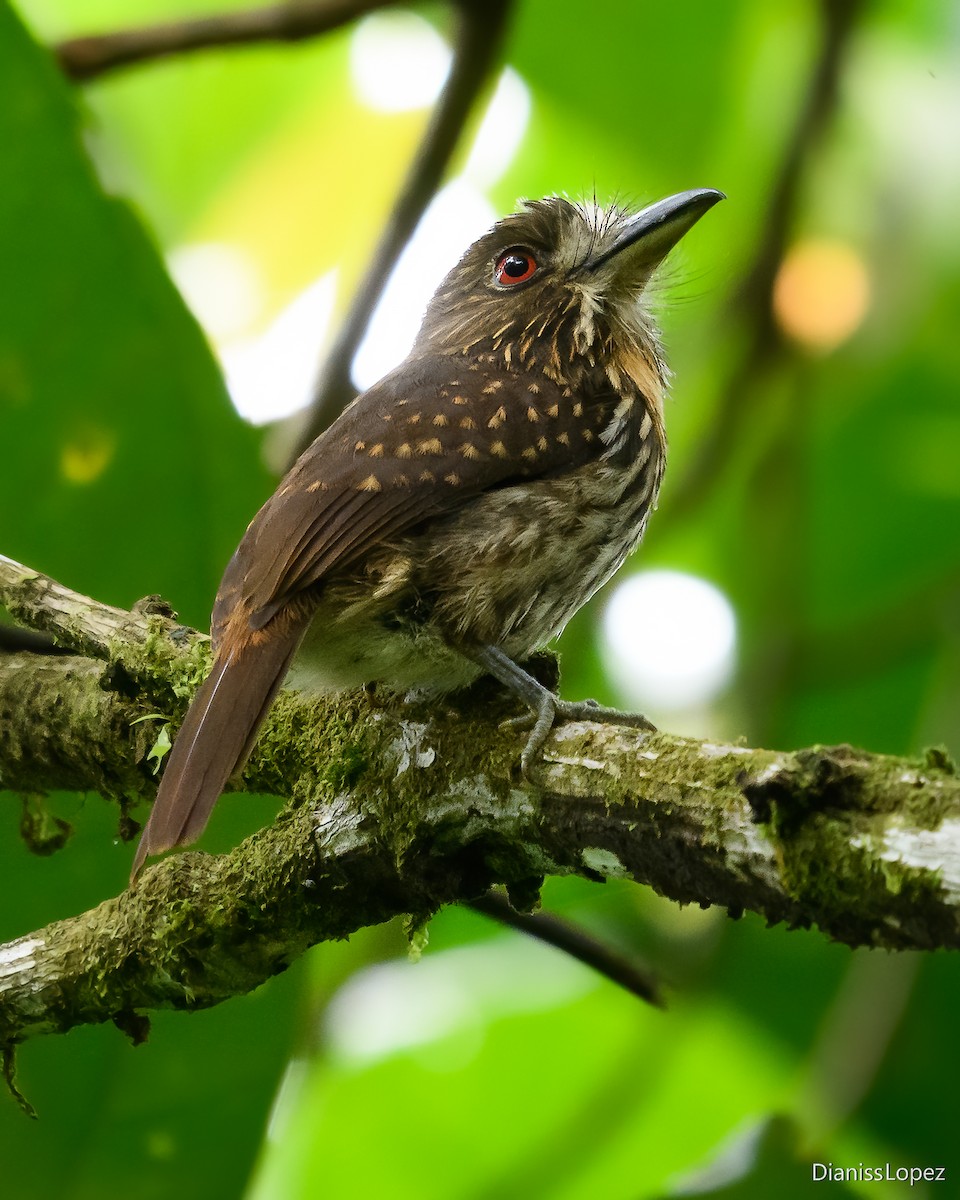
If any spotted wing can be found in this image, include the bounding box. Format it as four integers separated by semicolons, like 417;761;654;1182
212;355;621;642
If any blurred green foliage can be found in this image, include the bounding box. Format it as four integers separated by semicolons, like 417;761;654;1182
2;0;959;1196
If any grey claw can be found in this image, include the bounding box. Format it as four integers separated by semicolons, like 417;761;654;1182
515;697;654;779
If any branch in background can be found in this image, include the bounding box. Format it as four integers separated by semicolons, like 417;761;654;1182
56;0;513;464
797;949;921;1143
469;890;664;1007
660;0;864;528
0;627;69;656
1;559;960;1051
291;0;512;457
56;0;404;82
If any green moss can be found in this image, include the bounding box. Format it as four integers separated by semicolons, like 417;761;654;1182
403;914;430;960
324;744;368;790
761;777;955;949
924;744;957;776
140;622;211;701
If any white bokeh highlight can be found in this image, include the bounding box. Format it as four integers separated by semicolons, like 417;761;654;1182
167;242;264;341
192;21;532;424
462;67;531;188
349;11;452;112
351;180;497;389
324;934;595;1067
219;271;338;424
601;570;737;711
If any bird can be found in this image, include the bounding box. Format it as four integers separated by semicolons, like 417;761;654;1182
131;187;723;880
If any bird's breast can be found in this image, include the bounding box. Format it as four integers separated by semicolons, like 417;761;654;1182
410;411;665;654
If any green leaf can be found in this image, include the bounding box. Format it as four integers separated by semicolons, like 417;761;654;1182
0;6;292;1195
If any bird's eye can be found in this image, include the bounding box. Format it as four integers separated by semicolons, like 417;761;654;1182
494;248;538;287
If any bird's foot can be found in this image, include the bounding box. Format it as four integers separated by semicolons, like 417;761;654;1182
504;694;655;777
462;644;655;778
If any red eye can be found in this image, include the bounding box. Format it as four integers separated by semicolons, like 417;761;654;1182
494;248;538;286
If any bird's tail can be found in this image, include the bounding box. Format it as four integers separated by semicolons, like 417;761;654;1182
130;610;309;881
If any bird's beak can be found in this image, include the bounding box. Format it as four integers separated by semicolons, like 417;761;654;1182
584;188;724;280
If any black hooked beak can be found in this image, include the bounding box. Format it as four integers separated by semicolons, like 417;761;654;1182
584;188;724;276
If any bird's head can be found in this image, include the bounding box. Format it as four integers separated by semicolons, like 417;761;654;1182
418;189;723;400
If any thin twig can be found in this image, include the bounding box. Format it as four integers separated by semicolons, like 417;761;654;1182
56;0;403;82
469;890;664;1007
0;627;69;656
57;0;513;461
290;0;512;459
659;0;864;529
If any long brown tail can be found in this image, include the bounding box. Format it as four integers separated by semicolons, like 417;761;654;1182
130;611;309;881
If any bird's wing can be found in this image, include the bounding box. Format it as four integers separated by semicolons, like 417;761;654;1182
212;355;619;641
132;357;628;877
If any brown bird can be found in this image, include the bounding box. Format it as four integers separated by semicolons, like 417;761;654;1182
132;188;723;879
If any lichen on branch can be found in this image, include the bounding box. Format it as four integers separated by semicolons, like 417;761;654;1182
1;556;959;1051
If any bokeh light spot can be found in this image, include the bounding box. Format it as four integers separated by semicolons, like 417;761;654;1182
772;238;871;352
463;68;531;187
220;271;338;425
601;570;736;711
352;180;496;389
350;11;451;113
324;935;595;1068
167;242;264;341
60;426;116;485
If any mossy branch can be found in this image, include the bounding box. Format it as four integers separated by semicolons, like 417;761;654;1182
1;556;959;1049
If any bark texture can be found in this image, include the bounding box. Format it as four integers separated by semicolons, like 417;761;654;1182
1;557;958;1049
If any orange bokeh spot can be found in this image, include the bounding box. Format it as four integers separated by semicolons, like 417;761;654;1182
772;239;871;352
